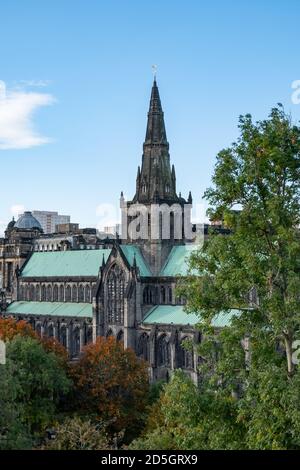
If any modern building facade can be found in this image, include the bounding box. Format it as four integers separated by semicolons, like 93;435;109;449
27;211;71;234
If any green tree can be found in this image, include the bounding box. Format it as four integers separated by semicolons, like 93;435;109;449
0;370;32;450
182;106;300;376
176;107;300;449
1;336;71;446
41;417;112;450
130;370;245;450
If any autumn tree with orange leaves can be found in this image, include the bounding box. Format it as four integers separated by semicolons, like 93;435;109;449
0;318;68;364
0;318;37;341
70;336;149;441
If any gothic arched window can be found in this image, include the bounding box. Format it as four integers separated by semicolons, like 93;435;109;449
168;287;172;303
72;327;80;358
48;324;54;338
46;284;52;302
177;336;194;369
41;285;46;301
107;264;125;325
36;285;40;301
137;333;150;362
78;285;84;302
85;285;91;302
143;286;153;304
53;285;58;301
36;323;42;337
161;286;166;304
117;330;124;345
25;285;30;301
28;284;35;300
157;334;170;367
19;285;24;300
65;285;71;302
72;285;78;302
30;285;35;301
60;325;67;348
59;285;64;302
86;326;93;344
143;286;148;304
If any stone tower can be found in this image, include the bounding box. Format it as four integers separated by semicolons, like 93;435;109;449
121;79;193;274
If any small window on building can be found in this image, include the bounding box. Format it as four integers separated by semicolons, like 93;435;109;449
168;287;172;303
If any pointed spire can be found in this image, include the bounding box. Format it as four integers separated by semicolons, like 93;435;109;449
145;79;168;145
120;191;125;210
132;79;178;203
171;164;176;185
188;191;192;204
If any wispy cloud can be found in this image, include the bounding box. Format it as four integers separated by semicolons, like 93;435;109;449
0;80;56;150
10;204;25;218
14;79;52;88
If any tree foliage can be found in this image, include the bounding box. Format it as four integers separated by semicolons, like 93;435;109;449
0;335;71;446
0;318;37;341
172;107;300;449
40;336;69;367
69;336;149;440
180;107;300;377
41;417;112;450
0;318;68;365
0;368;32;450
130;370;245;450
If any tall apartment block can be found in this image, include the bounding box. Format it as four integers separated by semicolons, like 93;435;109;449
25;211;70;234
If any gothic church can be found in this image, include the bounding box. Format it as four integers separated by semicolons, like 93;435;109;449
0;80;233;382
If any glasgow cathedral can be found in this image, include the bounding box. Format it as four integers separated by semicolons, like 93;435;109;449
0;80;233;382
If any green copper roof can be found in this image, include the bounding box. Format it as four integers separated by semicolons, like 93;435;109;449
21;249;111;278
120;245;152;277
143;305;241;327
6;301;92;318
160;245;198;276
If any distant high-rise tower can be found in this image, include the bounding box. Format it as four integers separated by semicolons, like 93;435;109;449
19;211;71;234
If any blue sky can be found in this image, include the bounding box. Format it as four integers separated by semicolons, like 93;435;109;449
1;0;300;233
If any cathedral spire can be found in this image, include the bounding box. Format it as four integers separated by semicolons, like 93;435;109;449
133;79;177;203
144;79;168;146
